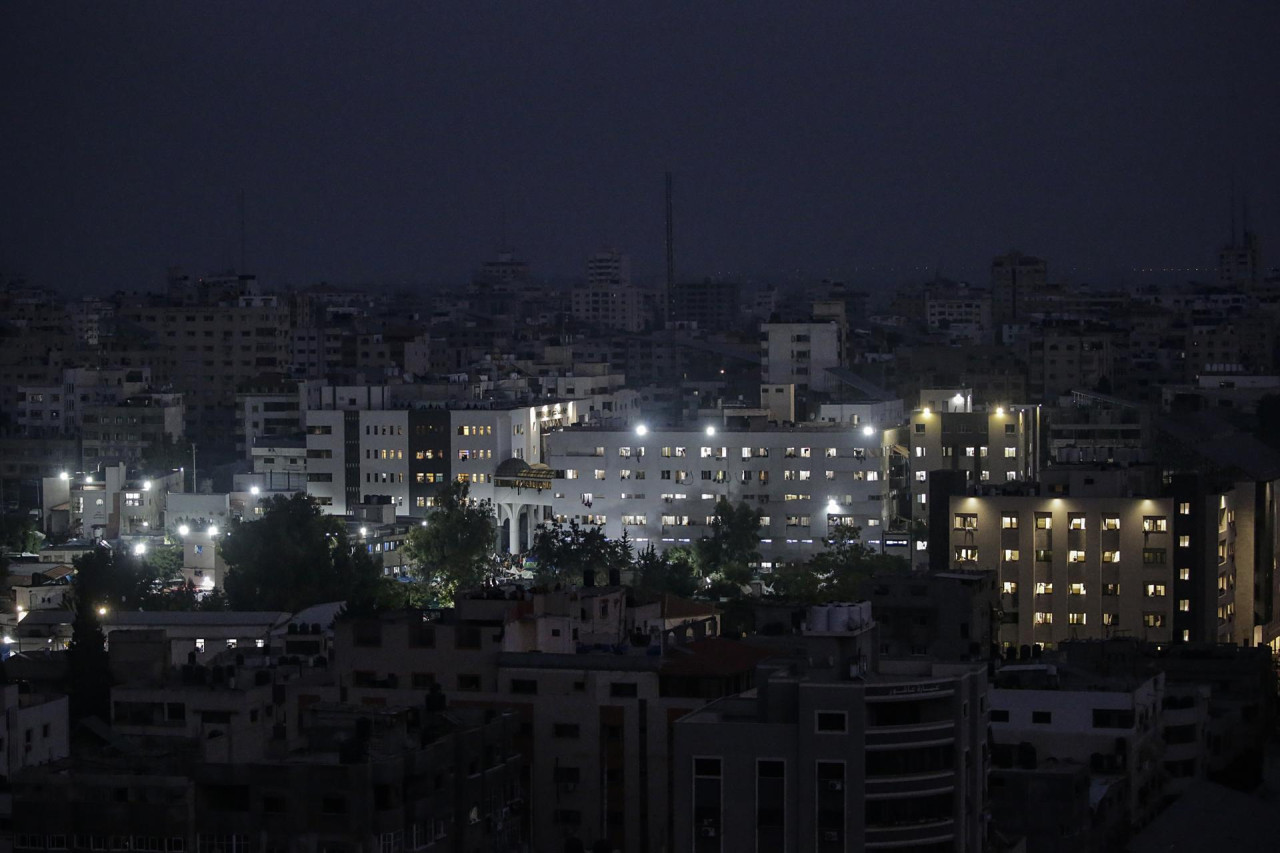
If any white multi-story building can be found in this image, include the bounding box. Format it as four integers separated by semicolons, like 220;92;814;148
544;422;887;565
760;322;843;394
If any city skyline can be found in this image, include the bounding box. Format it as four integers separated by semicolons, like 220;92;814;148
3;3;1279;291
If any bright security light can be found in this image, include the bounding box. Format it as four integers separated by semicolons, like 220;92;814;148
133;543;147;556
705;426;716;436
142;480;152;491
359;526;368;537
635;424;649;436
2;636;13;645
953;393;964;405
178;524;190;536
921;408;931;416
97;607;107;616
862;425;875;437
826;500;840;514
201;576;215;589
996;406;1005;416
85;475;93;484
250;485;261;495
207;525;219;537
58;471;69;481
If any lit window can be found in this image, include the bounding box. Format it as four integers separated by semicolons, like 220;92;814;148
1178;535;1190;547
1001;514;1019;529
1178;599;1190;612
1034;612;1053;625
1003;549;1019;561
1103;613;1119;626
1002;581;1018;595
1035;582;1053;595
1068;550;1086;563
1069;515;1086;530
955;547;978;562
1143;516;1167;533
1102;516;1120;530
954;514;978;530
1145;584;1166;597
1004;447;1017;458
1035;514;1052;530
1178;502;1191;515
1178;568;1190;581
1069;583;1086;595
1068;612;1086;625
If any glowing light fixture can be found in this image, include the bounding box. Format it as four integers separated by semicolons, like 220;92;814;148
97;607;107;616
207;525;219;537
359;526;368;537
996;407;1005;416
58;471;69;481
635;424;649;437
862;425;875;437
705;426;716;436
133;543;147;556
142;480;152;491
922;407;931;416
178;524;190;536
250;485;261;495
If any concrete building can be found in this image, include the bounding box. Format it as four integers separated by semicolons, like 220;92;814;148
673;605;988;853
990;643;1167;838
332;589;768;853
761;321;843;394
936;474;1264;650
80;393;184;465
991;250;1047;324
890;405;1038;533
925;286;993;344
116;296;292;452
544;421;888;565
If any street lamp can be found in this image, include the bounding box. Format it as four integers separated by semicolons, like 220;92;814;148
705;426;716;436
207;525;218;537
862;425;875;437
178;524;190;536
250;485;261;496
97;606;107;617
133;543;147;556
635;424;649;437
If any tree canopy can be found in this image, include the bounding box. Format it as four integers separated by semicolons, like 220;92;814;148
695;498;762;591
769;531;909;603
402;481;497;607
530;519;632;586
220;493;397;612
633;544;702;598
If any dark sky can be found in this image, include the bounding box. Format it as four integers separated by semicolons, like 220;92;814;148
3;2;1279;293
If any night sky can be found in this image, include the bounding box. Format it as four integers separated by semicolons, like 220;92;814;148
3;2;1279;293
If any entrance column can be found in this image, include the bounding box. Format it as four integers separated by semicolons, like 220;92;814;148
508;503;521;554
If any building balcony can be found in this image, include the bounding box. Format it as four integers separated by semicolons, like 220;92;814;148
865;818;956;849
865;719;956;748
865;771;957;798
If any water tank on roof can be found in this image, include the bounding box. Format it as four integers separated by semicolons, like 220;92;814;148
808;605;830;632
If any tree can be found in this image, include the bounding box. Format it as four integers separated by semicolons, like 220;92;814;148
403;481;496;606
220;493;391;612
529;519;631;586
695;499;762;592
770;531;909;603
634;544;701;598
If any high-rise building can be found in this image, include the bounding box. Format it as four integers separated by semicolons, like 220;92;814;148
991;251;1047;325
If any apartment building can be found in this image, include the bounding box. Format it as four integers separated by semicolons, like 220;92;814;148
937;475;1262;649
1026;325;1118;402
991;250;1047;324
672;605;988;853
760;321;843;394
892;405;1037;531
117;297;291;450
80;392;184;465
544;422;887;565
332;590;766;853
990;645;1167;835
925;287;993;344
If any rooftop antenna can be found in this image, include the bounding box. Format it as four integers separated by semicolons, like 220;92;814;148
665;171;675;320
1229;173;1237;244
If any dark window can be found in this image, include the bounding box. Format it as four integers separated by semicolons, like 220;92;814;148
816;711;847;733
609;682;638;698
553;723;580;738
510;678;538;695
456;674;481;691
1032;711;1052;724
990;709;1010;722
321;795;347;814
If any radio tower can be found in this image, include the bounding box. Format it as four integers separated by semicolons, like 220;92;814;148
665;171;675;323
